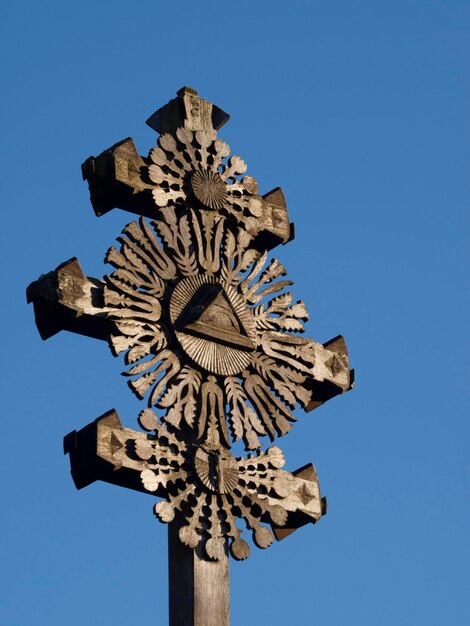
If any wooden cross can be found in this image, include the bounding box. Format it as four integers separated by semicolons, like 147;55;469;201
27;87;353;625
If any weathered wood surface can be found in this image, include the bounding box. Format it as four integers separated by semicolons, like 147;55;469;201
168;519;229;626
26;258;110;341
147;86;230;135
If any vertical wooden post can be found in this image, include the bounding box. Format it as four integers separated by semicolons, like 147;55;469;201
168;522;230;626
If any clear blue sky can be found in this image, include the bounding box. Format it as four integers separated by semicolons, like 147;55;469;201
2;1;469;624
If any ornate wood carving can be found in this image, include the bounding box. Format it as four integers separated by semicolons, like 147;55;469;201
65;410;323;561
28;87;353;565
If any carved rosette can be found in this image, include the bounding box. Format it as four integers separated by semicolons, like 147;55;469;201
103;212;316;450
169;274;257;376
135;409;300;561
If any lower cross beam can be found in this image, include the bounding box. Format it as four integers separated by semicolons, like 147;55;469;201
64;409;326;625
64;409;325;541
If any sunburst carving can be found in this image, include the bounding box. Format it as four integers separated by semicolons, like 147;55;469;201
170;274;256;376
191;169;228;210
147;128;264;237
102;212;314;450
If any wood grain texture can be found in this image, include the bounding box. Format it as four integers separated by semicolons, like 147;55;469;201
26;257;111;341
81;88;292;253
168;520;229;626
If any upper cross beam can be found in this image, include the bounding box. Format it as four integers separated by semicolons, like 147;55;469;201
81;87;293;253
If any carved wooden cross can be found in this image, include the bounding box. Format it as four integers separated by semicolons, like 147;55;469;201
27;87;353;626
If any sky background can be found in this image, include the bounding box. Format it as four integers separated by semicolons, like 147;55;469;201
1;1;469;624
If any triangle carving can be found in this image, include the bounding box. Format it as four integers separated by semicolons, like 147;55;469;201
175;284;255;352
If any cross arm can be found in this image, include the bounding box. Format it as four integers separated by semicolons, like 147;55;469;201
63;409;165;496
259;331;354;414
270;464;327;540
81;138;154;218
306;335;355;410
26;258;353;416
82;138;293;252
26;257;113;341
63;409;325;540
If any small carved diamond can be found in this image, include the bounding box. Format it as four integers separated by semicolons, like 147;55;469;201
326;354;343;378
297;482;315;506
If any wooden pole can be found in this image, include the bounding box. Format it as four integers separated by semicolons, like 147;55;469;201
168;521;230;626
